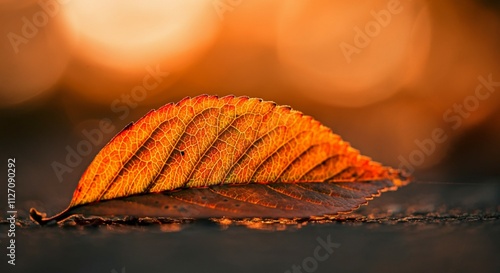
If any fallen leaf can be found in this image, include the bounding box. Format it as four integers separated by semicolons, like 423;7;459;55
30;95;410;225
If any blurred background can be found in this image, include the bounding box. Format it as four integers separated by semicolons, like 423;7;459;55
1;2;500;273
1;0;500;214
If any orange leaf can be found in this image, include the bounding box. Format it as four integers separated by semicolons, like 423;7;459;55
30;95;410;225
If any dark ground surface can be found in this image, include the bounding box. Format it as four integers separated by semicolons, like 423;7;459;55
0;182;499;273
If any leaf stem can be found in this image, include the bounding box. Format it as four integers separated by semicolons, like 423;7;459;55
29;207;72;225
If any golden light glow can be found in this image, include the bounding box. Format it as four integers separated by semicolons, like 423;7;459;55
58;0;220;104
61;0;219;70
276;0;432;107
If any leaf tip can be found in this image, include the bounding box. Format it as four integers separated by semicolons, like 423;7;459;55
393;169;412;187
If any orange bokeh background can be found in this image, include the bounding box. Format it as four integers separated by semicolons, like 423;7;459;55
1;0;500;184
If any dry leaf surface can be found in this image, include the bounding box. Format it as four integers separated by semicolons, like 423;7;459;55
31;95;409;225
